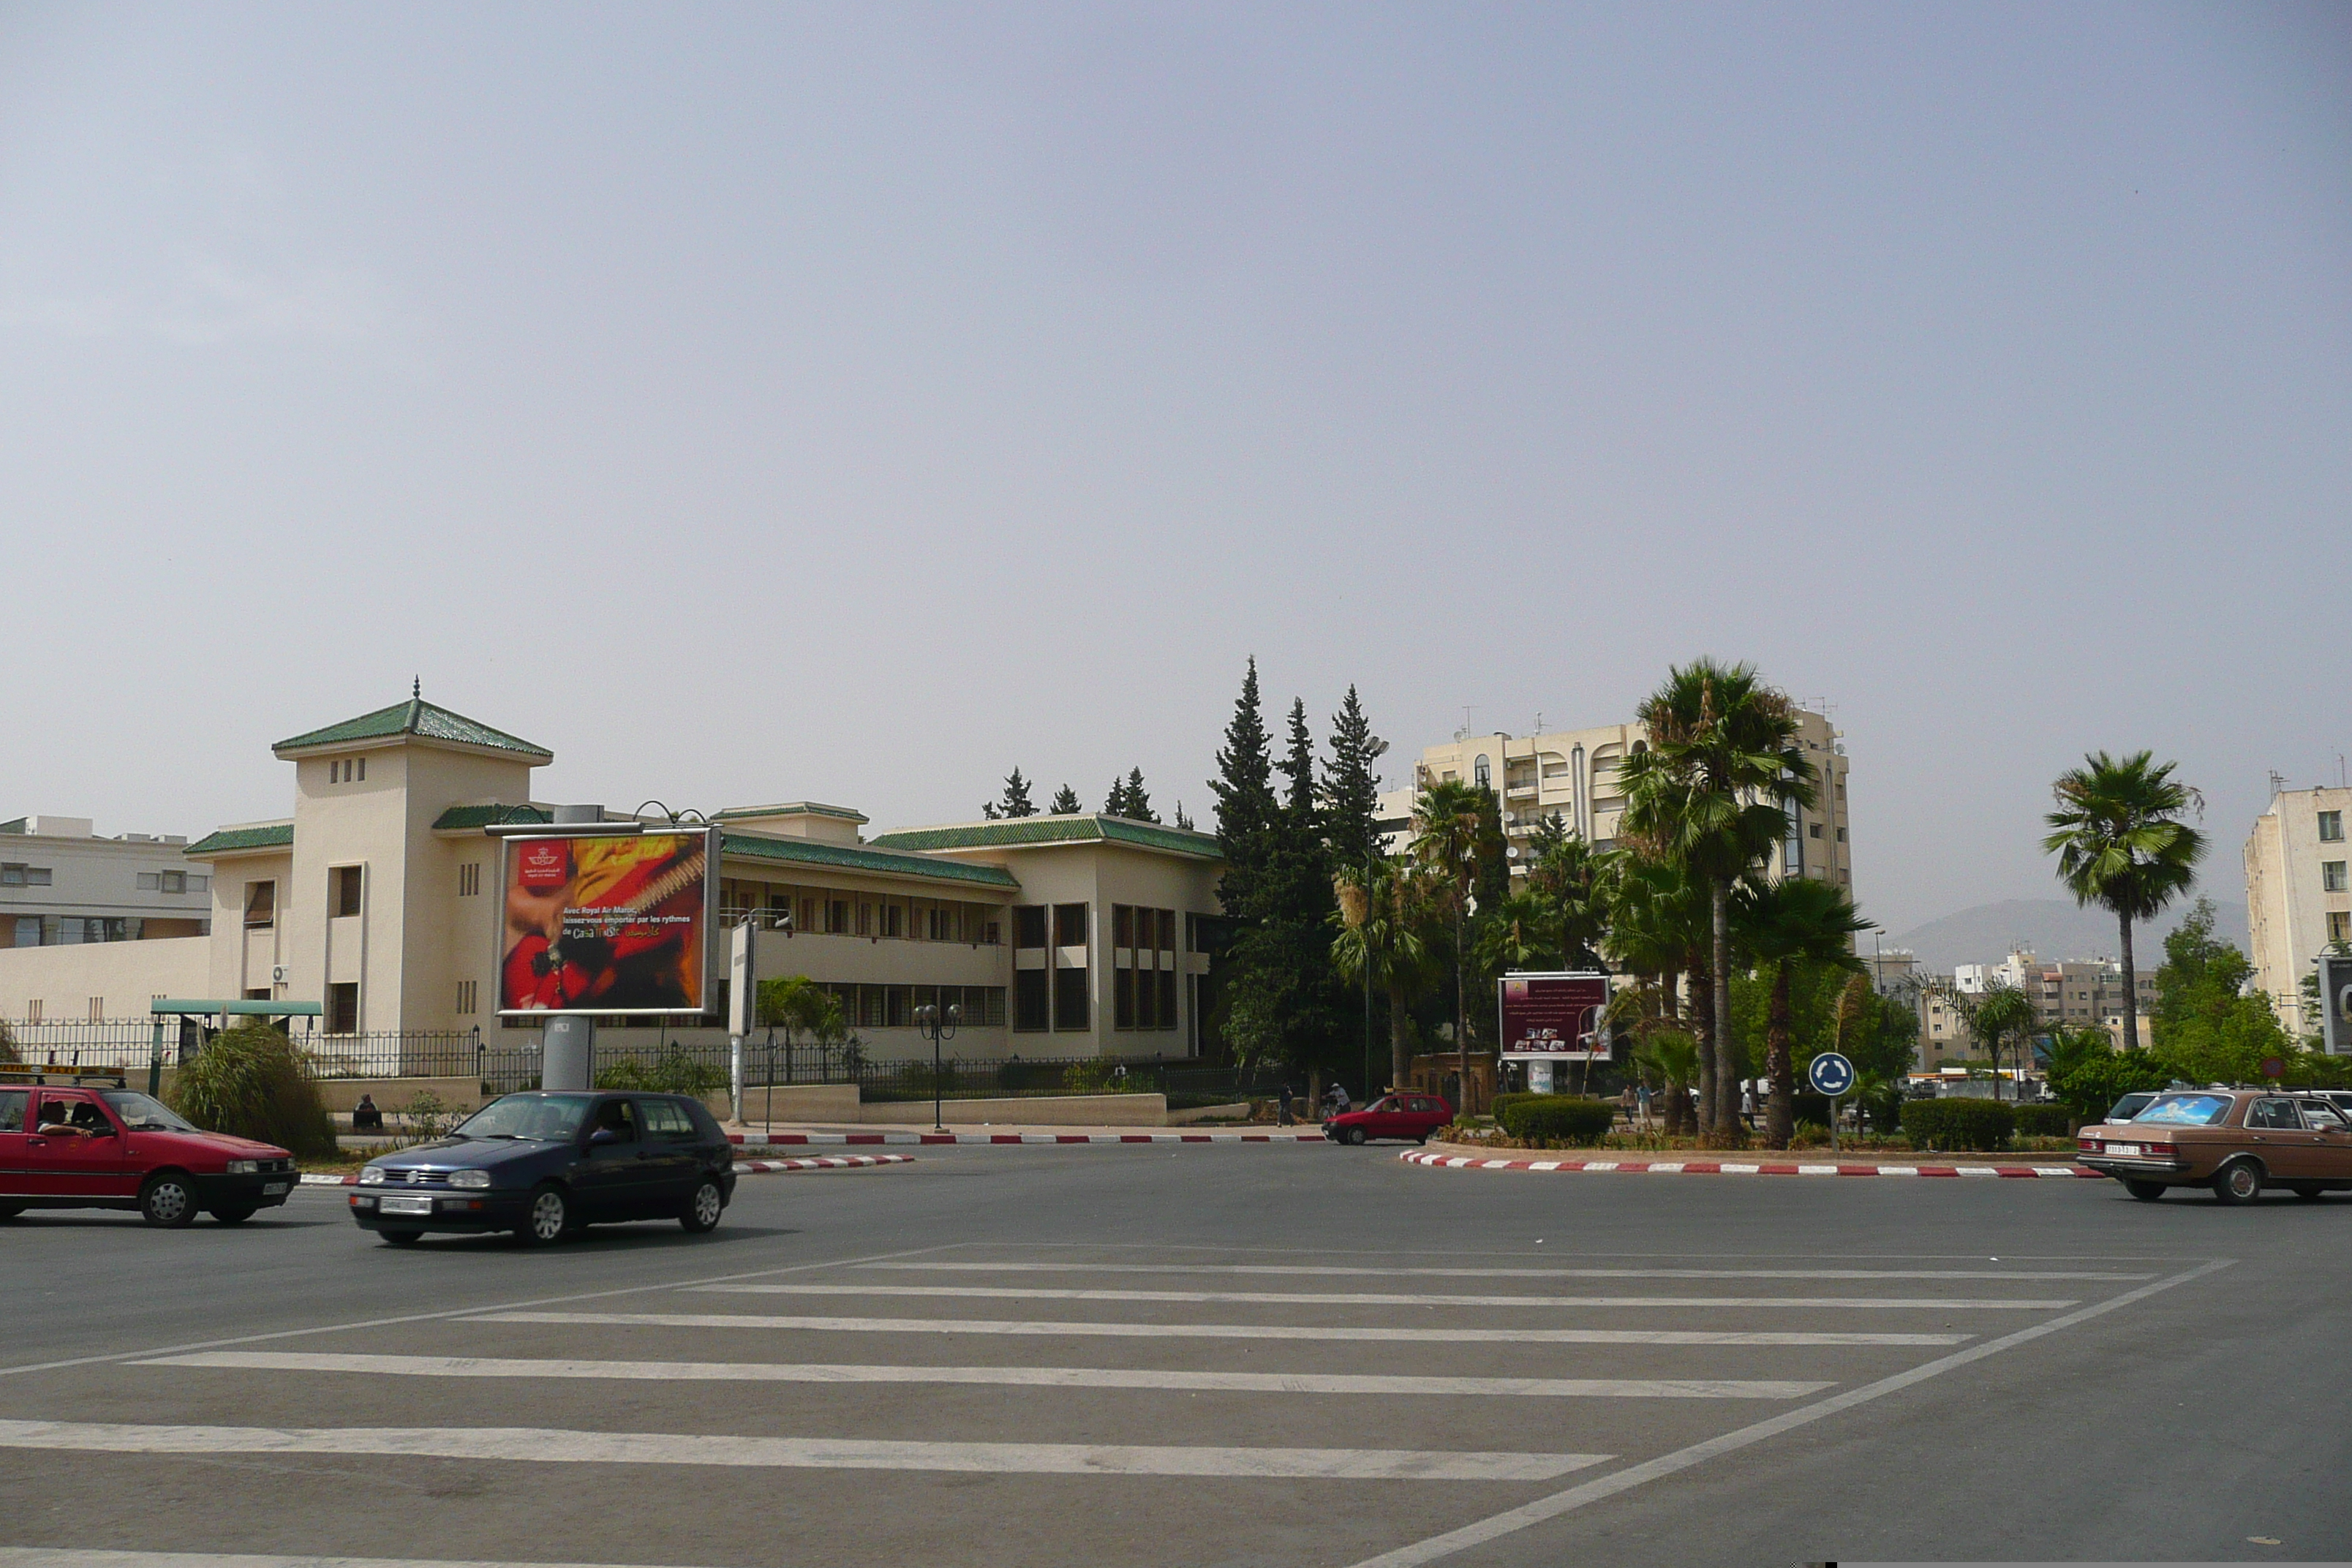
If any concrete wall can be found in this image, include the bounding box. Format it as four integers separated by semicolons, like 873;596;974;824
0;935;211;1021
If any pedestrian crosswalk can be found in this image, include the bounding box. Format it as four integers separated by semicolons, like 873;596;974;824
0;1242;2209;1567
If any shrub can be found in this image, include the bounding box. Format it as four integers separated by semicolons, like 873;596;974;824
166;1023;339;1160
1061;1060;1146;1094
1498;1096;1617;1145
595;1050;725;1098
1490;1092;1542;1125
1899;1097;2016;1151
0;1019;17;1064
2011;1104;2073;1138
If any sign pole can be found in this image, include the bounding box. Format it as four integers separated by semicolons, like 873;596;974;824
728;920;755;1126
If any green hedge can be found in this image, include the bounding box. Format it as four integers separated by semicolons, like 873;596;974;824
1899;1097;2015;1151
2010;1104;2072;1137
1498;1096;1617;1145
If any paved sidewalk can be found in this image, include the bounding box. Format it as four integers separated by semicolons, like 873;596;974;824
1404;1143;2100;1179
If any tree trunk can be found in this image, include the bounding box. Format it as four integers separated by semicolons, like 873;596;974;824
1765;962;1795;1148
1388;976;1413;1095
1711;878;1741;1145
2117;911;2141;1053
1692;954;1716;1138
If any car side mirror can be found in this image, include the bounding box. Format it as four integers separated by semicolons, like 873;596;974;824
587;1127;619;1146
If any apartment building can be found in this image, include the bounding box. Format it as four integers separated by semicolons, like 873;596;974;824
0;818;219;1022
1376;707;1852;893
2245;783;2352;1039
0;694;1226;1062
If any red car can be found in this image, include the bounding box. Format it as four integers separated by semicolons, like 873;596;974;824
1323;1093;1455;1145
0;1074;300;1226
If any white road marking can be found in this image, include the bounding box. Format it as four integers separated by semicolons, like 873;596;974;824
470;1310;1970;1346
0;1554;668;1568
694;1284;2076;1310
0;1418;1605;1481
1341;1259;2237;1567
862;1262;2155;1282
137;1351;1831;1401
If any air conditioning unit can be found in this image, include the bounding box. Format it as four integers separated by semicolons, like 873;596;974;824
271;965;288;984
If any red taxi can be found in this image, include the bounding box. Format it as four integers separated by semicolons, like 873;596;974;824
0;1072;299;1226
1323;1093;1455;1146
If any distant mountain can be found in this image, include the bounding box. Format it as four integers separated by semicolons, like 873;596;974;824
1885;897;2249;975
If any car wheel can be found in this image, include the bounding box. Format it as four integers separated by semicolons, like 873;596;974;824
210;1206;257;1224
139;1174;197;1228
1343;1126;1368;1147
516;1183;570;1245
1416;1130;1431;1145
2212;1158;2263;1205
2122;1179;2167;1202
0;1202;24;1220
2289;1183;2324;1200
379;1228;423;1245
679;1177;725;1235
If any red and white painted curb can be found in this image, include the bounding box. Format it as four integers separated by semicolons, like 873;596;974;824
727;1131;1326;1147
299;1152;913;1187
1401;1149;2102;1180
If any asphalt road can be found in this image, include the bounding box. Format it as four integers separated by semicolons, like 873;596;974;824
0;1143;2342;1568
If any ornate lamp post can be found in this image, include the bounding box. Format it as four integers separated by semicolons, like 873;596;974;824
913;1000;962;1133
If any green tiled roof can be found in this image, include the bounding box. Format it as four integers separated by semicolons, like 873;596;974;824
431;803;552;831
184;822;294;857
868;815;1224;862
275;698;552;760
720;832;1019;889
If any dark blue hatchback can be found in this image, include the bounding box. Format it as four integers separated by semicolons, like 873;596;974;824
350;1090;737;1246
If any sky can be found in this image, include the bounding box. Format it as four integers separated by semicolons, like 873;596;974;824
2;3;2346;934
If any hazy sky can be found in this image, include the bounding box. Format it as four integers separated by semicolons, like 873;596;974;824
4;4;2345;933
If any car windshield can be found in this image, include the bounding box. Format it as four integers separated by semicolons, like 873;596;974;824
2133;1093;2234;1127
453;1094;593;1142
99;1091;197;1132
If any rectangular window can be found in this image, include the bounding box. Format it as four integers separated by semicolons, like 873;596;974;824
12;916;38;948
2332;912;2352;945
161;870;186;894
137;872;160;891
2326;862;2349;894
1113;905;1134;948
1158;909;1176;954
1158;970;1177;1030
857;902;873;937
2322;810;2345;843
886;986;911;1028
326;982;358;1033
459;862;481;897
244;881;276;928
1014;970;1049;1031
0;864;22;886
332;865;363;917
456;979;477;1015
1135;962;1157;1029
1809;823;1823;839
881;903;904;939
23;1000;39;1023
1055;902;1088;949
1115;968;1136;1029
87;996;103;1022
1054;966;1090;1031
1014;906;1048;949
191;875;208;892
358;757;366;782
826;898;849;935
1836;827;1847;843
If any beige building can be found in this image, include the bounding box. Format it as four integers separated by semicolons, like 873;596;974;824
0;694;1226;1063
2245;783;2352;1040
1377;707;1852;892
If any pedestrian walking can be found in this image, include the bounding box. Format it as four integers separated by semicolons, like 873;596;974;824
1276;1084;1295;1126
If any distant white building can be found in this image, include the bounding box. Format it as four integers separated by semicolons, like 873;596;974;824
0;815;216;979
2245;783;2352;1039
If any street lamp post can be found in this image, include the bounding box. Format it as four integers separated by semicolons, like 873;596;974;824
914;1000;962;1133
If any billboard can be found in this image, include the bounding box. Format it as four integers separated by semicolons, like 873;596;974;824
2323;953;2352;1058
497;829;715;1015
1498;971;1612;1060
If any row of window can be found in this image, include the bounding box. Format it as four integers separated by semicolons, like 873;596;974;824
718;881;1003;945
1014;968;1088;1033
1;864;53;886
135;871;209;894
7;915;199;948
328;757;367;784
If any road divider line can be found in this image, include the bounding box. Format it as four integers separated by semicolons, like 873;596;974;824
467;1310;1973;1346
1403;1150;2101;1180
136;1352;1831;1401
691;1284;2076;1311
0;1552;678;1568
0;1418;1605;1482
1342;1258;2237;1568
859;1262;2153;1282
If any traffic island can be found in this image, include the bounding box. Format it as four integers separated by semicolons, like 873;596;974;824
1403;1142;2099;1179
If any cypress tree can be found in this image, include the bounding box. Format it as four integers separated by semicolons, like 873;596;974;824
1210;660;1278;921
997;769;1038;819
1322;685;1387;874
1049;784;1082;815
1123;767;1158;823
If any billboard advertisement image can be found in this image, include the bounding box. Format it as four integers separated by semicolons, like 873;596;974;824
498;829;715;1015
1498;971;1612;1060
2324;953;2352;1058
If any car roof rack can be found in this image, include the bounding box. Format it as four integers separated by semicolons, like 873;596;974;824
0;1066;132;1089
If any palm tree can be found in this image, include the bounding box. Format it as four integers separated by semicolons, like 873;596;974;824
2043;751;2206;1053
1620;660;1816;1140
1965;983;2038;1101
1735;878;1872;1147
1333;860;1438;1094
1526;817;1613;970
1411;777;1487;1109
1632;1028;1701;1137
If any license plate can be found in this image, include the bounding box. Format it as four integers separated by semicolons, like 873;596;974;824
377;1193;433;1215
263;1182;290;1196
2104;1143;2141;1158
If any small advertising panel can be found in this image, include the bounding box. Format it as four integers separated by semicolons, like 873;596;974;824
497;829;715;1015
1498;971;1612;1060
2323;952;2352;1058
